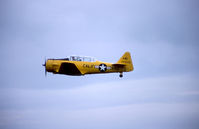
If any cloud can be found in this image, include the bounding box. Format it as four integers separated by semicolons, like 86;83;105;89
0;75;199;129
1;75;199;110
1;103;199;129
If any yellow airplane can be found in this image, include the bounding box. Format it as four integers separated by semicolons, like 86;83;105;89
42;52;134;77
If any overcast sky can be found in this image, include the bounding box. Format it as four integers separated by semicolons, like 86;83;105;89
0;0;199;129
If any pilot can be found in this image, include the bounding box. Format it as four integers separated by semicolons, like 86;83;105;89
72;56;75;61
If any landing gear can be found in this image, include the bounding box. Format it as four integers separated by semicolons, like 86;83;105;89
119;72;123;78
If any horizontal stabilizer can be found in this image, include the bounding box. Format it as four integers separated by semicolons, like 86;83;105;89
112;63;126;67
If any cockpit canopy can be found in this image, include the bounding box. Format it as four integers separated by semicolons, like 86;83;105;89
49;56;97;62
66;56;97;62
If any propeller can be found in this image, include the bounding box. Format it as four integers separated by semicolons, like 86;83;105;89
42;58;47;76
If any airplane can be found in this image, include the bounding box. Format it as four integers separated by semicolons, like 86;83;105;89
42;51;134;78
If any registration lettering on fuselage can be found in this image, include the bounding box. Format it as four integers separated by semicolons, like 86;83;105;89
83;64;111;71
83;64;95;68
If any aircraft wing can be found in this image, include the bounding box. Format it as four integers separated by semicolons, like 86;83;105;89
59;62;82;75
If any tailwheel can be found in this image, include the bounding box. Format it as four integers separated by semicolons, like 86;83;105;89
119;72;123;78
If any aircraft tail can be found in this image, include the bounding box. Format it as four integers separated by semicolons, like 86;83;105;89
117;52;134;72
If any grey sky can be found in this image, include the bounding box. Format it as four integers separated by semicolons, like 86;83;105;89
0;0;199;129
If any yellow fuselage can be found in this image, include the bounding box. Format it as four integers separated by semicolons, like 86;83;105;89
46;60;126;75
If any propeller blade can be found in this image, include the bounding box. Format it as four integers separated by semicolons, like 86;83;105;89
43;57;47;77
45;68;47;76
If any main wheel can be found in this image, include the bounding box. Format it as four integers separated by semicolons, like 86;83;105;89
119;73;123;78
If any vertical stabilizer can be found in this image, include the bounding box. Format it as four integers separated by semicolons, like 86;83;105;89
117;52;134;71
